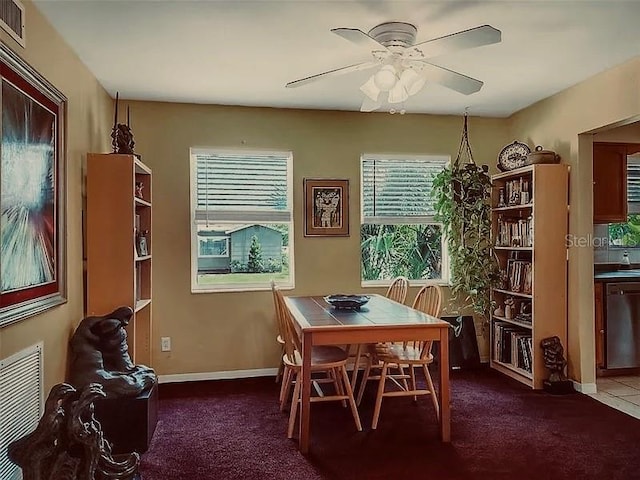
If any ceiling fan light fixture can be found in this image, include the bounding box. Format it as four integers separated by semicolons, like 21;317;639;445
388;82;408;104
399;67;427;96
359;76;381;101
373;64;398;91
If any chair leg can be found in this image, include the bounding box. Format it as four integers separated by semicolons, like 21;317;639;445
339;365;362;431
371;362;389;430
351;344;362;387
357;355;372;406
288;370;302;439
333;367;347;407
280;366;293;411
409;365;417;401
423;364;440;420
397;364;410;391
275;346;285;383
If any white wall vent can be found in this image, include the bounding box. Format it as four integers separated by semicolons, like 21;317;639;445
0;343;43;480
0;0;25;48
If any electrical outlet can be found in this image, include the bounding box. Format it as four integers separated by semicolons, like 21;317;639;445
161;337;171;352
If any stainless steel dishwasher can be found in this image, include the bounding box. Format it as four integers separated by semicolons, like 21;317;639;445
606;282;640;369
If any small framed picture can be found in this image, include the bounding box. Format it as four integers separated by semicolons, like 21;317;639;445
304;178;349;237
137;233;149;256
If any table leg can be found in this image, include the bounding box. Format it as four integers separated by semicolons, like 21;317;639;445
439;326;451;442
299;330;313;454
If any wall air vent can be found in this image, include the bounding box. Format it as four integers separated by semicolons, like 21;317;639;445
0;0;25;47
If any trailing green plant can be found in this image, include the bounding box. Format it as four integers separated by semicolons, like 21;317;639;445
431;114;501;326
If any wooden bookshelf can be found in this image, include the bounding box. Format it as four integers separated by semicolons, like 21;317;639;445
86;153;153;366
490;164;568;389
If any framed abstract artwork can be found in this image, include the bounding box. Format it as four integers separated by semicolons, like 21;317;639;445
0;43;67;327
304;178;349;237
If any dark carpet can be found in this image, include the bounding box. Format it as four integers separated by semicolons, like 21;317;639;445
140;367;640;480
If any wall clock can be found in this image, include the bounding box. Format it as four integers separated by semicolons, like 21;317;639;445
497;141;531;171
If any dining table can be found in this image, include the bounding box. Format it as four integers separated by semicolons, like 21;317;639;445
283;293;452;454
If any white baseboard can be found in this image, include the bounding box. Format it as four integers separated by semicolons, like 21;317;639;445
572;380;597;394
158;368;278;384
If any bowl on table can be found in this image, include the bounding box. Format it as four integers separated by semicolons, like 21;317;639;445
324;294;370;310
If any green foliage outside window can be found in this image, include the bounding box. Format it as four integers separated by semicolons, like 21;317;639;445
247;235;264;273
609;214;640;247
361;224;442;281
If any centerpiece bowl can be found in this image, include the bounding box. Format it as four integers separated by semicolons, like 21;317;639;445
324;294;370;310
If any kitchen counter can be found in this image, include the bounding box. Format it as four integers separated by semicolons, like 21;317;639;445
595;269;640;281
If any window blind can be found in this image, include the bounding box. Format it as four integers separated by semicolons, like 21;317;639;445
361;155;448;221
192;149;292;223
628;157;640;213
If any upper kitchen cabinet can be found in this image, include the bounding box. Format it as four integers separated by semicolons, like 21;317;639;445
593;142;640;224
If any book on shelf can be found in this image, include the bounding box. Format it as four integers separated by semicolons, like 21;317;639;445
506;259;533;294
493;321;532;372
503;176;532;206
135;263;142;302
495;215;533;247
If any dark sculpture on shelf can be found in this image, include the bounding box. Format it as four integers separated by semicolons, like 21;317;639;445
111;92;135;155
7;382;140;480
540;335;574;394
69;306;156;398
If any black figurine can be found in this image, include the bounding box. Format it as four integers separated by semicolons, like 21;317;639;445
68;306;156;398
540;335;574;394
111;92;135;154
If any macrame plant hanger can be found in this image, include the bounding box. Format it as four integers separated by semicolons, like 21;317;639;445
453;109;477;247
454;109;476;168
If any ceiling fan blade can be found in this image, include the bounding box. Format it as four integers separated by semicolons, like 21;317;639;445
403;25;501;60
413;62;484;95
360;96;381;112
331;28;389;53
285;61;380;88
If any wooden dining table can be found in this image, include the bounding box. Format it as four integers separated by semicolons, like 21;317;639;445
283;293;452;454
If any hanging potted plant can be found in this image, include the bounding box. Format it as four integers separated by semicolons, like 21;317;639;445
432;113;501;332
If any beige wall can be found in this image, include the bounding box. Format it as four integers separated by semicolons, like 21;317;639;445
13;0;640;387
509;56;640;385
127;103;507;375
0;1;112;391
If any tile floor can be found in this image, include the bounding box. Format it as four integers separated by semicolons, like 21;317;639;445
589;374;640;419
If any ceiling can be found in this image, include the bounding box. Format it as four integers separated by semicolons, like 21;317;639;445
34;0;640;118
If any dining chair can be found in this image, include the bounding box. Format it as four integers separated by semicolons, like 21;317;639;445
358;284;443;429
350;275;410;388
385;276;409;304
272;284;362;438
271;281;287;384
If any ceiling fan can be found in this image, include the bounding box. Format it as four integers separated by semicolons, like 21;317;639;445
285;22;501;112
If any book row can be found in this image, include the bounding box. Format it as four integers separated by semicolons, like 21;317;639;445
493;321;533;373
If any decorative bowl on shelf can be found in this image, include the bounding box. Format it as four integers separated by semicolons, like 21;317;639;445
324;294;370;310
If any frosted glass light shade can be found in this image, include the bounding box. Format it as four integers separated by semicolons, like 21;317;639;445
399;67;426;96
373;65;397;91
360;76;380;102
388;83;408;104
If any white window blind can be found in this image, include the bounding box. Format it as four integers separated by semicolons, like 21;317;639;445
191;149;292;223
361;155;448;222
628;156;640;213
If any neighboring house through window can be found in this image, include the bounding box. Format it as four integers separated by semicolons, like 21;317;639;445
190;148;293;291
360;154;449;285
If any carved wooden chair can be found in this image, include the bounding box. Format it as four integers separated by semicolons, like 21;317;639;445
271;284;362;438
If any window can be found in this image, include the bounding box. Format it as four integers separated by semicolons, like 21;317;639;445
190;148;293;291
609;155;640;247
198;236;229;257
360;154;449;285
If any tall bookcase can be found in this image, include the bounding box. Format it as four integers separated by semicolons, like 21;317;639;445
86;153;152;366
490;164;568;389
